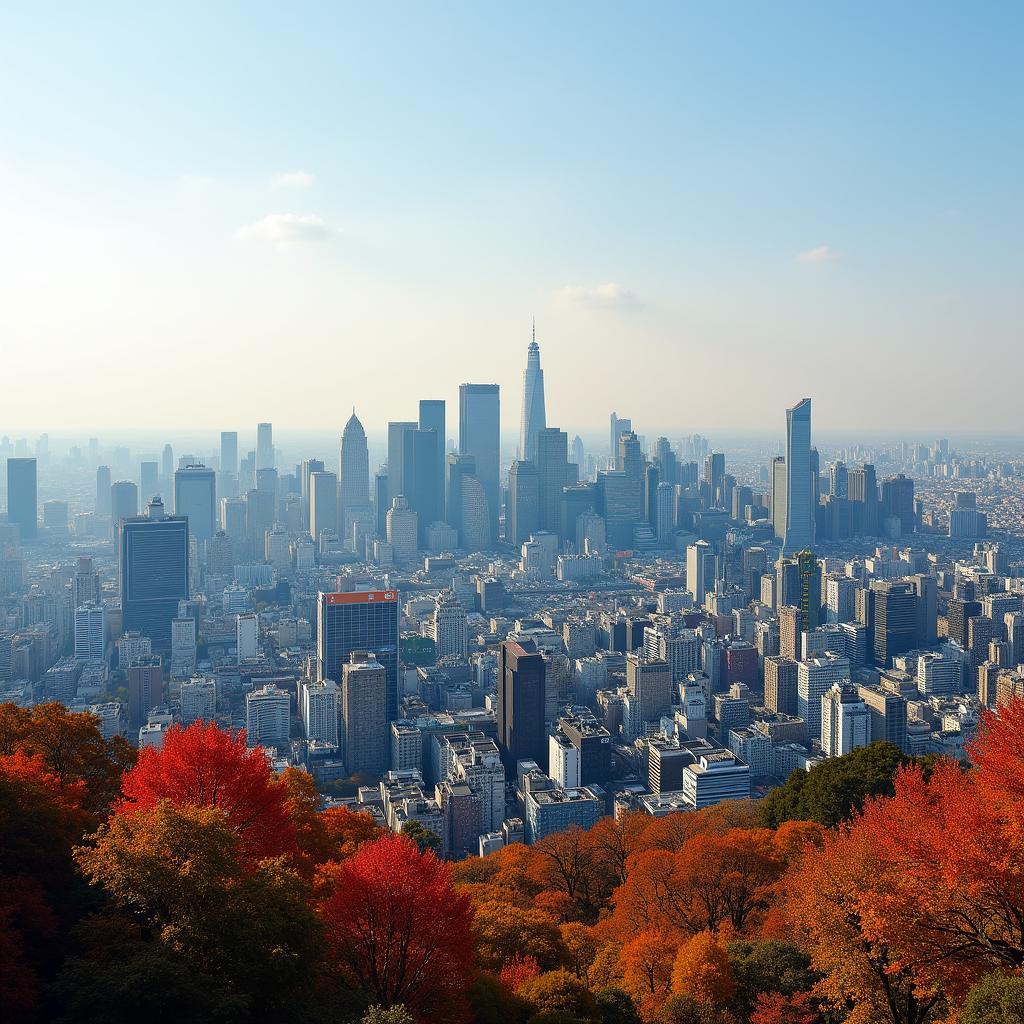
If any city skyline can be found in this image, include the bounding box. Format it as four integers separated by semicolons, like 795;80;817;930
1;4;1022;432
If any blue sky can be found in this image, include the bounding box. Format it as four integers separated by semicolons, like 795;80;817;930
0;2;1020;435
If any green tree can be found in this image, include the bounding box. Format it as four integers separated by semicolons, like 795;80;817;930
759;743;938;828
595;988;643;1024
726;940;817;1019
400;819;442;854
960;973;1024;1024
519;969;600;1022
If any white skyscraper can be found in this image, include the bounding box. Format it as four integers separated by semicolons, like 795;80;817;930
236;613;259;663
783;398;814;553
386;495;418;562
821;683;870;757
519;325;547;463
339;410;371;538
301;678;339;745
245;684;290;748
430;590;468;659
256;422;274;471
74;603;107;663
798;653;851;742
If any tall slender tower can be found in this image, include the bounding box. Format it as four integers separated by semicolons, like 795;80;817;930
783;398;814;553
519;322;546;463
339;410;371;541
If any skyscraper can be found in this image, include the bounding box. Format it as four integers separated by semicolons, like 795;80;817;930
341;651;388;774
386;420;417;503
220;431;238;476
120;497;189;646
431;590;468;660
507;460;540;546
498;637;547;774
174;465;216;545
403;427;441;541
110;480;139;540
6;458;37;540
783;398;814;553
418;399;446;514
519;326;546;463
96;465;112;515
610;413;632;461
139;461;159;502
309;470;339;543
536;427;573;537
459;384;500;541
256;422;274;471
339;411;371;543
317;590;400;722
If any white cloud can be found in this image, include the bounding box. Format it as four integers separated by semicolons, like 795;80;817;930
557;282;640;310
796;245;840;263
274;171;314;188
236;213;334;246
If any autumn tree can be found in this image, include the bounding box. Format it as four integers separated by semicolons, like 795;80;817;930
473;900;570;971
749;992;822;1024
671;932;735;1007
531;826;609;917
117;721;295;861
319;833;474;1022
618;930;676;1017
959;972;1024;1024
518;968;600;1021
784;818;941;1024
561;922;602;978
588;813;651;888
77;800;323;1022
726;940;816;1020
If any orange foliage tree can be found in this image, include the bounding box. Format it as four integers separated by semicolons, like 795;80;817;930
619;929;677;1016
670;932;735;1006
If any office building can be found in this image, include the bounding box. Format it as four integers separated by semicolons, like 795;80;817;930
110;480;139;539
127;654;163;729
626;652;673;734
5;457;37;540
821;684;870;757
180;676;217;725
256;422;274;471
508;460;540;546
96;465;112;515
498;637;546;773
798;653;851;743
687;540;715;606
339;411;371;539
870;580;918;667
458;383;500;541
386;495;418;561
858;683;908;752
220;431;238;476
301;678;339;745
309;470;338;543
174;464;216;545
74;603;107;663
765;655;799;715
341;651;388;773
418;398;446;512
317;590;400;722
430;590;468;659
781;398;813;553
246;684;290;748
120;498;189;646
236;612;259;662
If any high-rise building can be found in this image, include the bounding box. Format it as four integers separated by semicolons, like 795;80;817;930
301;678;339;745
460;475;491;552
339;410;371;540
882;474;916;535
6;458;37;540
536;428;573;537
847;464;879;536
120;498;189;646
765;655;799;715
870;580;918;667
317;590;400;723
309;470;339;543
180;676;217;725
245;684;290;748
174;465;216;545
798;653;851;742
386;420;418;504
256;422;274;471
139;461;159;502
459;384;500;541
340;651;388;773
687;540;715;606
236;612;259;662
498;637;546;774
418;399;446;516
403;427;441;542
96;465;112;515
431;590;468;660
783;398;814;553
858;683;909;752
507;460;540;546
220;431;238;476
445;452;474;541
821;683;870;757
609;413;632;461
386;496;418;561
626;653;673;733
127;654;164;729
797;550;822;631
519;327;547;464
110;480;139;540
74;603;107;663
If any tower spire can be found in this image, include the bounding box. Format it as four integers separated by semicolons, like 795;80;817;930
532;317;535;344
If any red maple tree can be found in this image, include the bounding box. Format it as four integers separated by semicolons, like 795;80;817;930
117;721;294;861
319;833;475;1022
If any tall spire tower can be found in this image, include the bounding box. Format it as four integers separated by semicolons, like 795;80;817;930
519;321;547;464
